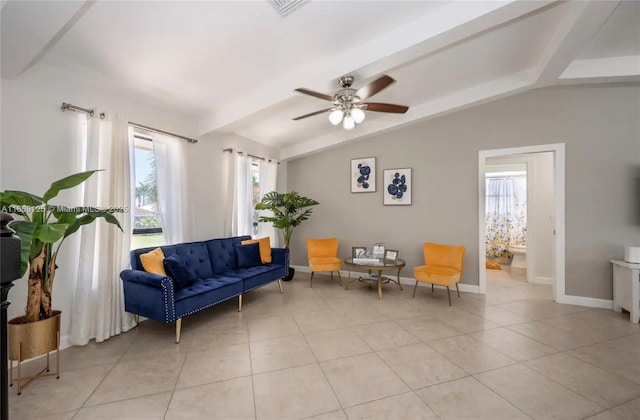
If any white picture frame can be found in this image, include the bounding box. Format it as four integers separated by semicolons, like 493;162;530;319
384;168;412;205
351;157;376;193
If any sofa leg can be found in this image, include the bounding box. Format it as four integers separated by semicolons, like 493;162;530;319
175;318;182;344
238;294;243;312
431;284;434;292
412;281;419;298
278;279;284;294
337;271;342;286
455;283;460;297
446;287;451;306
134;314;139;325
310;272;314;288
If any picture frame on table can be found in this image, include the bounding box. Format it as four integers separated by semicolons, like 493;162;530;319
351;157;376;193
383;168;412;205
372;243;385;259
352;247;367;259
384;249;399;262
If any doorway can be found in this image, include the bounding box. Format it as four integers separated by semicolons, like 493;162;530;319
478;144;565;302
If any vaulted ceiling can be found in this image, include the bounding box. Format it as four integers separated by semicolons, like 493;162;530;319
2;1;639;160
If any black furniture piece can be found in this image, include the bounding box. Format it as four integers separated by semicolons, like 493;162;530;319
1;213;22;420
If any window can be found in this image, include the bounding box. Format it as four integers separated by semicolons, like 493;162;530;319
131;135;164;249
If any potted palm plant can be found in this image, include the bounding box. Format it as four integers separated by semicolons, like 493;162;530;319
0;170;122;393
255;191;319;280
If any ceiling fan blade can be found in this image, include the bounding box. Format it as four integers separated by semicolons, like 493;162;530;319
356;75;395;99
294;88;334;101
292;108;333;120
362;103;409;114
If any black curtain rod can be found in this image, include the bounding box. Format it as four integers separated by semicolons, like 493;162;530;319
223;148;279;164
60;102;198;144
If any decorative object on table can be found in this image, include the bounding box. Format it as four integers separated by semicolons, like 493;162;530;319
413;242;465;306
256;191;319;280
384;249;398;262
350;157;376;192
0;170;123;394
306;238;342;288
384;168;412;205
624;246;640;264
292;74;409;131
372;243;385;259
352;246;367;259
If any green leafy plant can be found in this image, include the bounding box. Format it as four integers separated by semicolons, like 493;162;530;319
0;170;123;322
255;191;319;248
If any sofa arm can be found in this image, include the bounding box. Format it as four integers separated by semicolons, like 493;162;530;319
271;248;289;268
120;269;170;289
120;270;176;323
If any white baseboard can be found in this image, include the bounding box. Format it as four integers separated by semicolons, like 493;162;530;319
556;294;613;309
532;276;553;285
290;265;481;294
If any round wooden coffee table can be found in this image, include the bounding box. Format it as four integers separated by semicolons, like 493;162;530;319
343;258;405;300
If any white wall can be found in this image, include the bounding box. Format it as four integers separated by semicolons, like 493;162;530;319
1;61;198;340
187;132;279;241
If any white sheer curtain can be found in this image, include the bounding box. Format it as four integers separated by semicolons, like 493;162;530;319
233;154;254;236
258;159;278;246
485;176;527;258
221;150;235;237
152;133;191;244
70;114;136;345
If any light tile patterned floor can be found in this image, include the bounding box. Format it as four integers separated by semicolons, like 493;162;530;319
8;270;640;420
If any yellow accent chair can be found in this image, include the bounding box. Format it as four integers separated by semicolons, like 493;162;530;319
413;243;465;306
306;238;342;288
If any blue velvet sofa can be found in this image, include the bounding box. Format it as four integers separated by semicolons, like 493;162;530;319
120;235;289;342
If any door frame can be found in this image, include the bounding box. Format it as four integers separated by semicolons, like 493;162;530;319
478;143;565;301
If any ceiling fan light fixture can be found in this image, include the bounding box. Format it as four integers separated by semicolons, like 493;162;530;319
328;109;344;126
343;115;355;130
351;107;366;124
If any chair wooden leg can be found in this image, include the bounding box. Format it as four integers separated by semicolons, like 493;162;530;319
175;318;182;343
412;280;419;298
446;286;451;306
455;283;460;297
238;294;243;312
310;272;314;288
431;284;434;292
337;271;343;286
331;272;334;280
278;279;284;294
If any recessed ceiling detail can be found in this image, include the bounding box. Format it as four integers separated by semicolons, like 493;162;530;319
271;0;310;17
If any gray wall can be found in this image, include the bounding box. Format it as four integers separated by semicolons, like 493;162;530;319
287;85;640;300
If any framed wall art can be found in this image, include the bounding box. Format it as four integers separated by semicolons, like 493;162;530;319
383;168;412;205
350;157;376;193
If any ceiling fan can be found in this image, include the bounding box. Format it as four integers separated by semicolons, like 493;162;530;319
292;74;409;130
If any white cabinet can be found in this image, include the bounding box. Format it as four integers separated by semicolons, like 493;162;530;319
611;260;640;323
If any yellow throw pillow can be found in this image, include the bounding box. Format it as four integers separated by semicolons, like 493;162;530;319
241;237;272;263
140;247;167;275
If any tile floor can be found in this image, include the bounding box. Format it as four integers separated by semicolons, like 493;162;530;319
8;270;640;420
